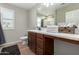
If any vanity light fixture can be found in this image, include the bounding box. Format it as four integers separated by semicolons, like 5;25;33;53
41;3;54;7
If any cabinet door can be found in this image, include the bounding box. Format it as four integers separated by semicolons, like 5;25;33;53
36;33;44;55
37;38;44;49
28;32;36;53
44;35;54;55
37;47;43;55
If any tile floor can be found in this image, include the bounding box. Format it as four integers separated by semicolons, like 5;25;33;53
18;42;35;55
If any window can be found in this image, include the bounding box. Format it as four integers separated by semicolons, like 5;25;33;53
1;7;15;30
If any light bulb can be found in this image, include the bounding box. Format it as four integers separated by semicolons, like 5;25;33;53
41;3;54;7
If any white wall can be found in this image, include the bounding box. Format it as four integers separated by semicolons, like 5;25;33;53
27;7;37;30
0;3;28;43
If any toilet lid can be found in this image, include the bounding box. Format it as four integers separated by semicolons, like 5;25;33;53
20;36;28;40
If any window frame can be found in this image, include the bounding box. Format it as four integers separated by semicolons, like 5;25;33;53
0;7;16;30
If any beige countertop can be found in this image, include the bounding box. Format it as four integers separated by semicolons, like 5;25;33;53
28;30;79;41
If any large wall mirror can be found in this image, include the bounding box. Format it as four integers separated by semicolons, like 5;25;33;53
36;3;56;28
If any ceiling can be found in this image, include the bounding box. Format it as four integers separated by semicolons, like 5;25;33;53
10;3;38;10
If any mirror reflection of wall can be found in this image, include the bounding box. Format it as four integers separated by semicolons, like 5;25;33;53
43;16;55;27
65;9;79;26
37;15;55;28
56;3;79;26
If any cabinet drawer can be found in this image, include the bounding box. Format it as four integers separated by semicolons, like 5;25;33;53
37;33;43;39
37;47;43;55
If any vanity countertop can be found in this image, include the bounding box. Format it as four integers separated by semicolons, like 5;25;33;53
28;30;79;41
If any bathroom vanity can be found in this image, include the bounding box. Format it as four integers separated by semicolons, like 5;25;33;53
28;31;54;55
28;30;79;55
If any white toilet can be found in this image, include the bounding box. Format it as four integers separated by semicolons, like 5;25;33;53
20;36;28;45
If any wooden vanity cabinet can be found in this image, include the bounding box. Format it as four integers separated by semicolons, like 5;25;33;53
43;35;54;55
36;33;44;55
28;32;54;55
28;32;36;53
36;33;54;55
